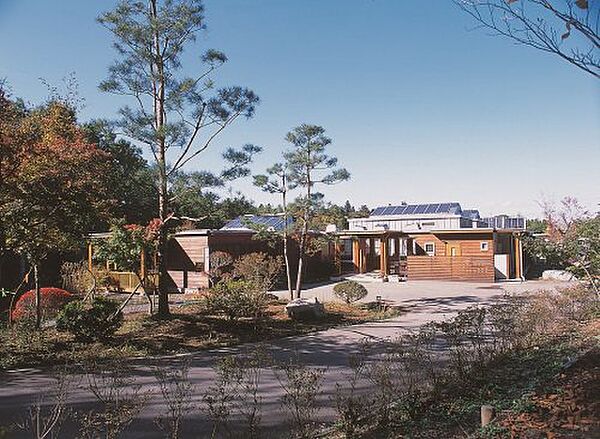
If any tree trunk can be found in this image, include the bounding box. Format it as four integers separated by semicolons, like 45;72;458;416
34;263;41;330
151;0;170;318
294;223;308;299
282;188;293;300
156;175;170;317
294;167;312;299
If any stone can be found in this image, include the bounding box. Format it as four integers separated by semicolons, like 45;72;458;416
285;297;325;320
481;405;495;427
542;270;576;281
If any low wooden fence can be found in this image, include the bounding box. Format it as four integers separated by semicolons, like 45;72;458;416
407;255;494;282
107;271;158;292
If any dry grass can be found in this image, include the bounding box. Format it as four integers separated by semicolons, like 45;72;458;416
0;300;400;371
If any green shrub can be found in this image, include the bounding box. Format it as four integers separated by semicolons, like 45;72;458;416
203;280;267;321
56;296;123;342
333;281;368;304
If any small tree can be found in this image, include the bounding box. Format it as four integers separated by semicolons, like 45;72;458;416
254;164;294;298
284;124;350;298
92;220;160;314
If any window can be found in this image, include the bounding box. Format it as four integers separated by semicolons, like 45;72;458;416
424;242;435;256
480;242;489;251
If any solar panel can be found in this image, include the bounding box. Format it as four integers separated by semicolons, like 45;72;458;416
401;205;414;214
424;203;437;214
414;204;425;214
437;203;450;213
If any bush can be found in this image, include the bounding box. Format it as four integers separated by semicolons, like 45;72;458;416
56;296;123;342
333;281;368;304
61;261;95;295
203;280;267;321
209;251;234;285
232;252;282;291
11;287;73;322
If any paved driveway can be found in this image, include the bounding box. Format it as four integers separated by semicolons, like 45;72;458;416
0;280;568;437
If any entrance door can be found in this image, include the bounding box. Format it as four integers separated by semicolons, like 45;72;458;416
448;244;461;256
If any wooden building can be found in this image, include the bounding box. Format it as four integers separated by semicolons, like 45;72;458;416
339;203;525;282
87;214;332;293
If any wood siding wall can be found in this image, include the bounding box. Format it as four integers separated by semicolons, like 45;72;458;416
409;233;493;257
166;235;210;290
407;255;495;281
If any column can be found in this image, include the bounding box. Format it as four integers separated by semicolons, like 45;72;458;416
380;237;388;277
514;235;522;280
352;239;360;273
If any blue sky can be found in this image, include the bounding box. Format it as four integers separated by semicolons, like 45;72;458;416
0;0;598;218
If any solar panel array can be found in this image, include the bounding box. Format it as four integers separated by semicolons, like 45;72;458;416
370;203;462;217
221;215;293;231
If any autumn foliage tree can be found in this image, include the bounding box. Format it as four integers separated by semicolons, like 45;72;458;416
0;87;113;328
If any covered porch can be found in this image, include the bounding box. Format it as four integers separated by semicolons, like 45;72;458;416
334;230;406;280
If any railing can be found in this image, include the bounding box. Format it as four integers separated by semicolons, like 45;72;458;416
106;271;158;292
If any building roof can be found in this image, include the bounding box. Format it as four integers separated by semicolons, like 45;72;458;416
221;214;293;232
462;209;481;220
370;202;462;216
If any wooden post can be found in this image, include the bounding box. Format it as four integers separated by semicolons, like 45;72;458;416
514;235;521;280
380;237;388;278
140;251;146;281
87;242;93;272
352;239;360;273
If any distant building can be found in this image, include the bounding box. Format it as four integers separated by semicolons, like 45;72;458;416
337;202;526;282
164;214;331;291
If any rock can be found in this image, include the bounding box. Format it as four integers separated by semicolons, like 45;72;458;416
542;270;576;282
285;297;325;320
480;405;495;427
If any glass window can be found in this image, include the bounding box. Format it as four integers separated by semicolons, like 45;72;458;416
424;242;435;256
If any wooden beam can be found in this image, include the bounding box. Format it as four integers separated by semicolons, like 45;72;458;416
380;237;388;277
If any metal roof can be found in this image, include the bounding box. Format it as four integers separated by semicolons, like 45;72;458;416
221;215;293;232
370;202;462;216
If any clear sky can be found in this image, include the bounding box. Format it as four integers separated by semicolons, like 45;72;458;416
0;0;598;218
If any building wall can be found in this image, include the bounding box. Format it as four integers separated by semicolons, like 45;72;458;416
409;232;494;257
348;216;462;233
166;235;210;290
406;232;495;281
407;255;495;281
165;232;333;292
